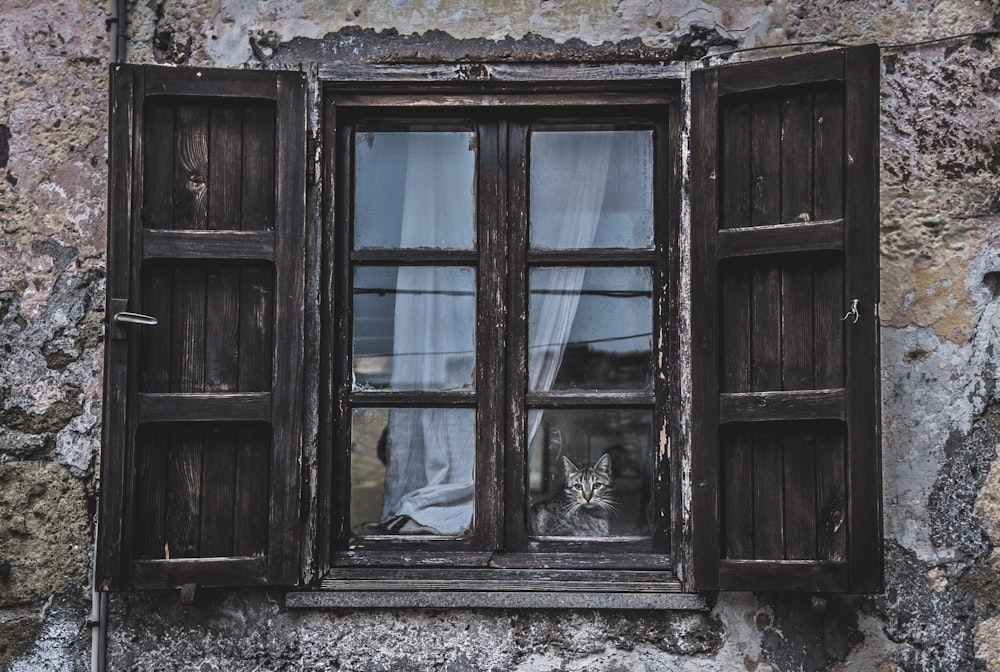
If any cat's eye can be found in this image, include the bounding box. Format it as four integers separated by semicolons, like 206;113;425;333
592;483;602;490
573;484;583;491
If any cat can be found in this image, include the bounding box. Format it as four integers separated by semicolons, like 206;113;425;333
530;453;615;537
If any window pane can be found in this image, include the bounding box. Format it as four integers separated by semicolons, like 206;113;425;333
353;266;476;391
351;407;475;536
530;130;653;249
527;409;654;537
528;266;653;391
354;131;476;249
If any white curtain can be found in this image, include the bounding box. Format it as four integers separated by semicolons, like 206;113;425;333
378;131;613;534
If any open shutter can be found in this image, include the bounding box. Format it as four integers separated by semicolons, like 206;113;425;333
98;65;306;590
690;46;881;592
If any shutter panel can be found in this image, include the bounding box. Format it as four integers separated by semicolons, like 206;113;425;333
690;46;881;592
97;65;306;590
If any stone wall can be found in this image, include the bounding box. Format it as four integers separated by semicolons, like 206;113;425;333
2;0;999;670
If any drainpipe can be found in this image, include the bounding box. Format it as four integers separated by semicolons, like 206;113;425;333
107;0;127;63
89;582;107;672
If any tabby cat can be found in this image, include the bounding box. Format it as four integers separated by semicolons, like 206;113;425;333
531;453;615;536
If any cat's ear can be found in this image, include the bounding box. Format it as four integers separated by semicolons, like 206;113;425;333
594;453;612;474
562;455;580;476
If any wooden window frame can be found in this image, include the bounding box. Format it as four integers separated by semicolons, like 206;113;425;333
312;80;689;603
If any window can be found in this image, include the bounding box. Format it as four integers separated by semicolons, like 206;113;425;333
99;46;881;601
324;100;676;570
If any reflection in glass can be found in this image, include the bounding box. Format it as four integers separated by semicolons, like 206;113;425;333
527;409;654;537
354;131;476;250
351;407;475;536
529;266;653;392
353;266;476;391
530;130;653;250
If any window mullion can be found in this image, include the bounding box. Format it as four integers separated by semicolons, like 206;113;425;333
477;119;505;552
504;119;531;553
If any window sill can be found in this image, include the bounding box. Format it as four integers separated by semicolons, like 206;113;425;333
286;569;708;610
286;590;706;610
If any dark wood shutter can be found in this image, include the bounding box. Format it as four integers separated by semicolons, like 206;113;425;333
690;46;881;592
98;65;306;590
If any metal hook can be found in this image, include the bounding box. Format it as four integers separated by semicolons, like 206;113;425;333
841;299;860;324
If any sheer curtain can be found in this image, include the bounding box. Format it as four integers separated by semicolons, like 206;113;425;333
526;132;614;443
377;131;613;534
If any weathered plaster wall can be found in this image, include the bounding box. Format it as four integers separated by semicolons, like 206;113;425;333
3;0;1000;670
1;0;108;669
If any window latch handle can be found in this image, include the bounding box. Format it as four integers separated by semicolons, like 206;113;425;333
113;312;159;326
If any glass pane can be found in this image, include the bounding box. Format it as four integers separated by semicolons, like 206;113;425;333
351;407;475;536
530;130;653;249
528;266;653;391
527;409;654;537
353;266;476;391
354;131;476;249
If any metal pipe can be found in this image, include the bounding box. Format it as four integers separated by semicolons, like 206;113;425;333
107;0;127;63
95;2;127;670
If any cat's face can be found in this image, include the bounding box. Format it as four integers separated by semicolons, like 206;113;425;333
562;453;613;510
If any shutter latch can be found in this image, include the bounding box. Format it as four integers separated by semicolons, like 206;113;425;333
841;298;860;324
108;297;158;341
113;312;159;326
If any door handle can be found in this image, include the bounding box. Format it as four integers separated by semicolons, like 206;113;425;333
113;312;159;326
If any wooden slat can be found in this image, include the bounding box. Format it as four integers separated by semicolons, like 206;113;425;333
814;88;845;222
131;557;268;589
138;392;272;423
204;265;241;391
782;259;818;560
173;104;209;231
780;91;815;224
199;427;236;557
208;105;242;231
717;49;844;96
267;70;307;585
750;98;781;228
319;62;687;84
525;390;655;407
720;263;753;559
233;427;270;556
322;567;677;588
720;101;751;230
242;104;276;231
688;66;721;590
142;101;175;230
721;429;754;559
139;264;172;391
718;219;844;259
145;67;278;100
143;230;274;260
780;91;819;562
815;262;847;562
720;389;846;424
349;390;478;407
133;427;167;559
719;559;847;592
749;229;783;562
844;44;883;592
165;427;202;558
96;65;135;590
350;248;479;264
525;249;657;265
332;550;671;570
